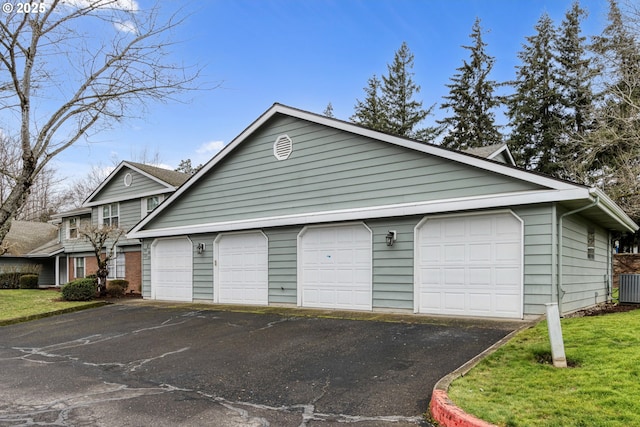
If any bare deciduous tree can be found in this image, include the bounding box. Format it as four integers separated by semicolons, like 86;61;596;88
78;223;125;296
0;0;198;248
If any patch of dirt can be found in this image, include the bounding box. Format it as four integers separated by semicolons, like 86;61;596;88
565;302;640;318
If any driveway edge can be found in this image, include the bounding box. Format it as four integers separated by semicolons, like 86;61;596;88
429;321;536;427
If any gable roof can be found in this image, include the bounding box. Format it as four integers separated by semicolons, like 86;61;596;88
463;143;516;165
83;161;190;207
1;221;58;257
128;103;638;237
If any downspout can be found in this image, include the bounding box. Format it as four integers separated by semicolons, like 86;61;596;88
557;190;600;315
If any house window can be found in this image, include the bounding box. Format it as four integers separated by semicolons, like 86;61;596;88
74;257;85;278
107;252;125;279
68;217;79;239
146;196;160;214
587;227;595;260
102;203;119;227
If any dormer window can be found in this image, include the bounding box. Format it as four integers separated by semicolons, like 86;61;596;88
142;195;163;218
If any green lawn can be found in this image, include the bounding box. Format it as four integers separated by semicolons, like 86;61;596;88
448;308;640;427
0;289;104;325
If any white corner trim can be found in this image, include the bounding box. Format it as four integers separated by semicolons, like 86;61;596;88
127;188;589;239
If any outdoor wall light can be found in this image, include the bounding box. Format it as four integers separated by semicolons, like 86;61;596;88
385;230;397;247
197;242;206;254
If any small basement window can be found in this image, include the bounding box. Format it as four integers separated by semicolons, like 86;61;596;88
273;134;293;160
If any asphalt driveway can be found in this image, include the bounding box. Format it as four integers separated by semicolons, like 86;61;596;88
0;302;520;426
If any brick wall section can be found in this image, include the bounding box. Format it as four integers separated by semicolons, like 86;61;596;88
613;254;640;288
123;251;141;294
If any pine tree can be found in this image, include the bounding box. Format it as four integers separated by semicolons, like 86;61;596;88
573;0;640;225
323;102;335;118
556;1;596;137
506;13;564;175
555;1;598;179
351;74;386;130
438;18;502;150
380;42;432;139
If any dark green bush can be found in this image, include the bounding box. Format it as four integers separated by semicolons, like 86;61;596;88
106;279;129;298
19;274;39;289
0;265;42;289
61;278;97;301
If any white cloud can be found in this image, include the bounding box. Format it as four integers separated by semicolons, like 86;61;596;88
114;20;138;34
196;140;225;155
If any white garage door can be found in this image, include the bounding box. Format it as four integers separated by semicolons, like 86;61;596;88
299;223;372;311
215;232;268;305
151;237;193;302
415;211;523;318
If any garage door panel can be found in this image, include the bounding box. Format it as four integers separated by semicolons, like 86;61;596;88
216;232;268;305
416;212;523;319
151;238;193;302
300;224;372;311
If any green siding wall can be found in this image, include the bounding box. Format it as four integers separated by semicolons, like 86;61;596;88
513;205;555;316
145;115;543;230
560;214;609;313
92;167;168;203
367;217;418;310
191;234;215;300
267;227;299;304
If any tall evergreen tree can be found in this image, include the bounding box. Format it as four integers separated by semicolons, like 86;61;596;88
557;1;597;136
380;42;432;139
351;74;386;130
506;13;565;175
555;1;598;179
438;18;502;150
573;0;640;225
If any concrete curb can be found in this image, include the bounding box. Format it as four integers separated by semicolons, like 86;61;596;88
429;321;536;427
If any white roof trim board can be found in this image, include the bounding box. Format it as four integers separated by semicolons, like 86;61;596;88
83;161;180;207
128;103;638;238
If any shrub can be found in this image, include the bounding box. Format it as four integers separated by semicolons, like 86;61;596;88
106;279;129;298
61;278;97;301
19;274;39;289
0;264;42;289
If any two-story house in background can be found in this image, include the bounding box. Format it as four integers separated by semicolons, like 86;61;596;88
26;161;190;293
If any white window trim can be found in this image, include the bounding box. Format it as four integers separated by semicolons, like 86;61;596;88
141;195;164;218
100;203;120;227
107;250;126;279
74;257;85;279
67;217;80;240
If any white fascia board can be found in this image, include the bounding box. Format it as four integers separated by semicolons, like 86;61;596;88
83;161;176;207
127;188;589;239
487;145;517;166
590;187;639;232
83;189;173;207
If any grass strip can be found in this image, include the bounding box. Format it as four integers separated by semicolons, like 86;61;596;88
448;309;640;427
0;289;106;325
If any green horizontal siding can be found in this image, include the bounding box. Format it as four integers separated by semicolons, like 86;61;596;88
513;205;554;316
146;115;543;230
266;227;299;304
191;234;215;301
367;217;419;310
92;167;168;203
560;214;609;313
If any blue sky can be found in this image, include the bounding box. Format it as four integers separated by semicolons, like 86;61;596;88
52;0;612;182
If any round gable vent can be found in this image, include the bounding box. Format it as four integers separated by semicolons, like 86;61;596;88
273;134;293;160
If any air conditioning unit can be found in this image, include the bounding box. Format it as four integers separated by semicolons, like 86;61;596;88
619;274;640;304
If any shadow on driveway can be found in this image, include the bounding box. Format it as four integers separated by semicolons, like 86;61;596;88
0;301;522;426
